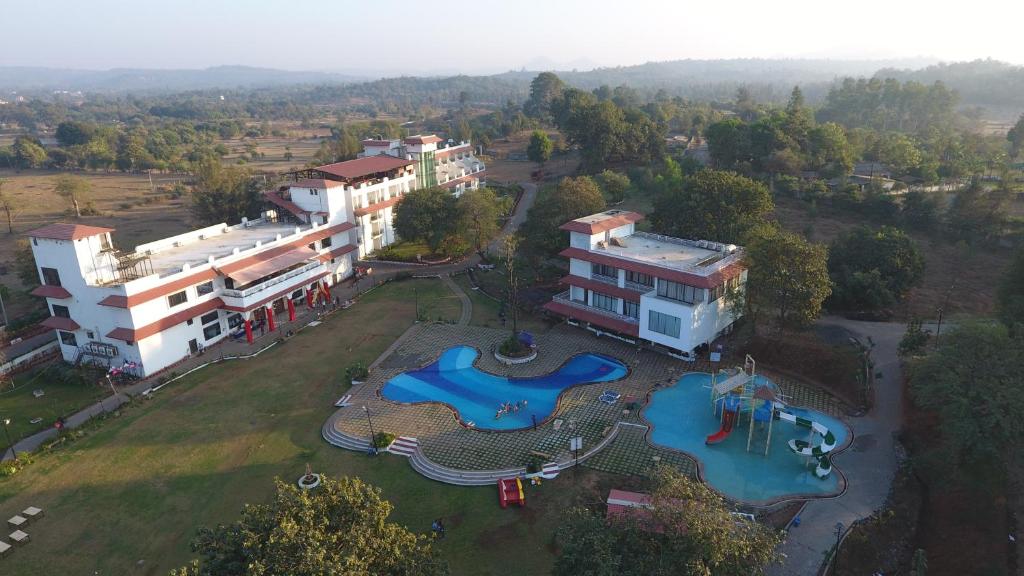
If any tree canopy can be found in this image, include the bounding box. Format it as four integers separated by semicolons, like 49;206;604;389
190;161;264;226
392;186;456;252
553;467;781;576
650;169;773;244
175;475;447;576
526;130;552;165
743;225;832;330
827;226;925;313
996;249;1024;331
520;176;606;260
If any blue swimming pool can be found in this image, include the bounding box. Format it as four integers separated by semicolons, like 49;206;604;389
644;373;851;504
381;346;627;431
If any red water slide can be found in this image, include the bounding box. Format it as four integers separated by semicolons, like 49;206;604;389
705;408;737;445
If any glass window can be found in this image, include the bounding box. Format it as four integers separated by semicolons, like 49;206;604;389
624;301;640;319
321;236;333;248
591;263;618;279
41;267;61;286
59;330;77;346
657;279;701;304
196;281;214;295
203;322;223;341
592;292;617;313
625;270;653;286
227;313;243;329
200;311;219;325
168;291;188;307
648;310;681;338
52;304;70;318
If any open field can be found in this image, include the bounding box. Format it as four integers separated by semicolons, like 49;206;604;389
0;370;109;440
0;278;613;576
484;130;580;183
220;135;325;172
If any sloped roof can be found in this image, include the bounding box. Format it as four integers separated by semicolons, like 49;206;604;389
27;223;114;241
314;156;414;180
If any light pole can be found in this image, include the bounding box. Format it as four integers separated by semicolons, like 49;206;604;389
2;418;15;460
832;522;844;573
362;406;377;456
414;287;419;321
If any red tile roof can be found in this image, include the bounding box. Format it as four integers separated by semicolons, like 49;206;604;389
41;316;80;331
558;247;744;290
542;300;639;337
318;244;357;263
439;174;479;190
314;156;414;180
361;140;393;147
264;190;310;219
27;223;114;241
216;222;353;277
353;196;401;217
106;298;224;342
31;285;72;299
559;276;643;302
559;211;644;235
290;179;345;189
221;271;330;313
404;135;443;145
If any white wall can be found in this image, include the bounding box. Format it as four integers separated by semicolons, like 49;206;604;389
639;293;697;351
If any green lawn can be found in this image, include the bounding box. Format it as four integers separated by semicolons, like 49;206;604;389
0;277;605;575
0;370;109;441
454;271;549;333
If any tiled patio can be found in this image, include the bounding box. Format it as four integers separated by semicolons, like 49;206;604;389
325;322;846;479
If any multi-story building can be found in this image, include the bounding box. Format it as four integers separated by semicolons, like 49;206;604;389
543;210;746;357
361;135;485;196
28;134;484;376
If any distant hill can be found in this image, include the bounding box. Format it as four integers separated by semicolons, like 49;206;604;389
0;65;370;92
875;59;1024;119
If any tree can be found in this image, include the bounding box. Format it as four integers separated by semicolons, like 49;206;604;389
1006;114;1024;158
827;226;924;312
526;130;552;167
744;225;832;330
553;467;781;576
782;86;813;148
946;178;1011;244
597;170;631;203
455;187;500;252
177;475;447;576
704;119;751;170
524;72;565;121
807;122;853;178
900;190;943;232
14;240;38;288
0;179;18;233
190;161;264;226
996;248;1024;330
909;321;1024;474
650;170;773;244
12;136;47;169
519;176;606;260
392;186;455;251
52;174;93;218
502;234;521;335
55;120;97;148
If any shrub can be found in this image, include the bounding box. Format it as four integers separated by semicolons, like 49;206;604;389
372;431;396;449
344;363;368;384
499;336;530;357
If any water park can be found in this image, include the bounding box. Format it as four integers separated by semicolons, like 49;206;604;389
324;322;851;509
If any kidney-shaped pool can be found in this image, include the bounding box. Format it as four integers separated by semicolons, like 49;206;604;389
380;346;627;431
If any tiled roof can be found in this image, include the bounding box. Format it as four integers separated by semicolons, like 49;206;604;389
290;179;346;189
106;298;224;342
404;135;443;145
41;316;80;331
31;285;72;299
318;244;357;263
314;156;414;180
558;247;744;290
542;300;639;337
353;196;401;217
560;211;644;235
559;276;643;303
27;223;114;241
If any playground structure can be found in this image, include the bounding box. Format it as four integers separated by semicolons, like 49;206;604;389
705;355;838;479
498;477;525;508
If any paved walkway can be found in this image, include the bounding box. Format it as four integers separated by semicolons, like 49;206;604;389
441;274;472;326
770;317;906;576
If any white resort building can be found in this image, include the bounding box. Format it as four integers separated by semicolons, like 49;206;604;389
543;210;746;357
28;134;485;377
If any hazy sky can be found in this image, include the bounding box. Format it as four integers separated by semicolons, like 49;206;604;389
3;0;1023;73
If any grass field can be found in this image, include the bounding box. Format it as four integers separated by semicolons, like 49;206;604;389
0;278;605;576
0;370;109;441
451;272;549;333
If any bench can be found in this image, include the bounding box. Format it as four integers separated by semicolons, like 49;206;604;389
6;516;25;529
21;507;42;522
8;531;28;545
0;540;11;557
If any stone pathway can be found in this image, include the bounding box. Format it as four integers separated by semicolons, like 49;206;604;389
441;274;472;326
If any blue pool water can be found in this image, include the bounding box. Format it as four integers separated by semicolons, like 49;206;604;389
644;373;851;504
381;346;627;431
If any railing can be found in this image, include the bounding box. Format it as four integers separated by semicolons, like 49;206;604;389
590;273;619;287
221;261;323;299
551;291;639;325
624;280;656;293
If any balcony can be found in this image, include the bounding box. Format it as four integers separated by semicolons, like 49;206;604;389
221;261;326;309
590;273;619;287
546;291;639;336
550;291;639;325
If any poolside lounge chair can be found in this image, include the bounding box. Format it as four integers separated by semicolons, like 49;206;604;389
334;394;353;407
599;391;621;405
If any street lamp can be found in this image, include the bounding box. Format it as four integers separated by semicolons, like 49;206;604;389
362;406;377;456
2;418;15;460
833;522;844;573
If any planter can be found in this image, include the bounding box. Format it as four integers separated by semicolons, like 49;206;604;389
494;348;537;365
297;473;321;490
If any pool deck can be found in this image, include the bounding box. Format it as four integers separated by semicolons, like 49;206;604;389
323;322;847;489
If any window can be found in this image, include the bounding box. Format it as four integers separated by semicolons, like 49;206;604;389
186;319;194;326
591;263;618;279
51;304;70;318
99;234;111;250
624;301;640;319
59;331;77;346
224;278;235;289
196;281;214;296
41;267;61;286
310;189;319;196
291;289;304;301
203;322;223;341
625;270;653;287
227;313;243;329
592;292;617;313
86;330;94;339
657;280;701;304
200;311;219;325
321;236;333;248
648;310;681;338
167;291;187;307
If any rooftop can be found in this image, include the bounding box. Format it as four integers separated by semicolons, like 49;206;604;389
140;220;308;277
590;232;740;275
561;210;644;235
27;223;114;241
314;155;414;181
405;135;443;145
